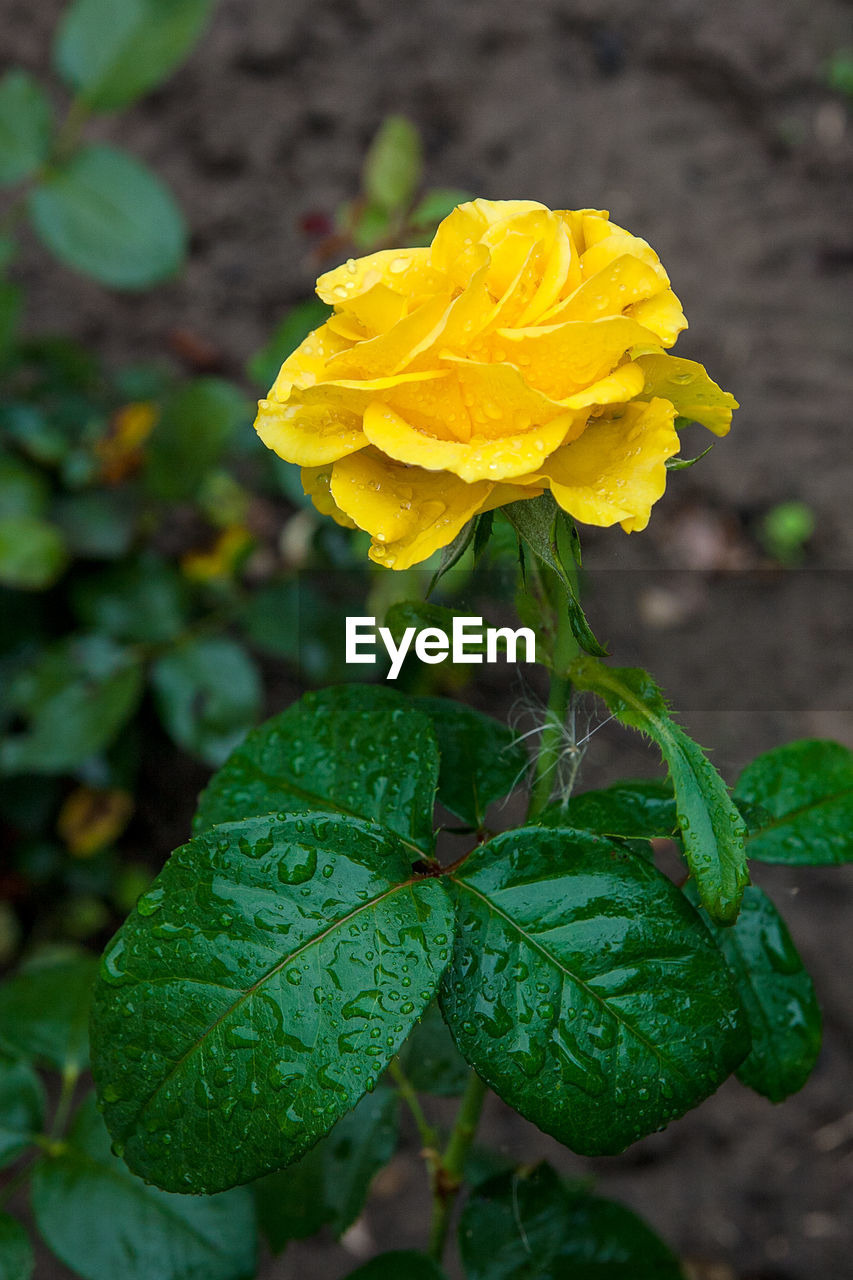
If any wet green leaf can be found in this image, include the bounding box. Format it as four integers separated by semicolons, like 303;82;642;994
540;779;678;840
247;300;332;390
31;1096;256;1280
735;739;853;865
151;637;262;767
0;953;96;1071
29;145;185;288
344;1254;446;1280
442;827;748;1156
0;516;68;591
503;494;605;656
363;116;422;214
687;884;821;1103
0;636;143;774
0;71;53;187
460;1163;684;1279
254;1086;398;1249
0;1213;33;1280
0;1056;45;1169
145;378;250;500
55;0;217;112
396;999;469;1096
72;555;188;644
411;696;527;827
91;812;454;1192
194;685;439;854
571;658;748;924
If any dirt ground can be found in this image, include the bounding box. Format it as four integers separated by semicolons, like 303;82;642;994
4;0;853;1276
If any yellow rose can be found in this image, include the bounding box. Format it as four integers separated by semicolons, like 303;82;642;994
255;199;737;569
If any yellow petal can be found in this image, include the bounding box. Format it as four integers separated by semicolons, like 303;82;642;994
329;448;493;570
561;361;646;410
316;248;440;305
580;219;665;279
627;289;687;347
429;203;491;276
557;208;609;251
269;322;350;398
520;398;680;531
515;223;576;326
541;254;665;325
496;316;658;399
633;352;738;435
362;396;579;484
301;465;357;528
254;393;366;466
324;292;454;379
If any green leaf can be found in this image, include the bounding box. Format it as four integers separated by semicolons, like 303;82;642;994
540;779;678;840
425;516;478;593
411;696;527;827
151;637;261;767
442;827;748;1156
53;490;138;559
0;1056;45;1169
246;300;332;390
409;189;471;230
396;999;469;1096
29;145;185;288
734;739;853;865
0;1214;33;1280
91;812;454;1192
686;884;821;1103
665;444;714;471
238;579;300;658
502;495;606;657
72;555;188;644
254;1085;398;1250
459;1163;684;1279
54;0;217;112
0;455;49;520
0;636;143;775
31;1095;256;1280
0;516;68;591
145;378;250;499
0;72;53;187
344;1254;447;1280
194;685;440;854
570;658;748;924
0;954;96;1071
363;116;422;214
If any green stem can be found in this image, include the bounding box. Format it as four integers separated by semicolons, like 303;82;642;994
427;1071;488;1262
49;1065;79;1141
527;570;579;821
388;1057;439;1150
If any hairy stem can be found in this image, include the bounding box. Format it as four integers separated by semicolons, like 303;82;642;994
527;569;580;820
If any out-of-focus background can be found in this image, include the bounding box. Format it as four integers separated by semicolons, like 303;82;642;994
2;1;852;1277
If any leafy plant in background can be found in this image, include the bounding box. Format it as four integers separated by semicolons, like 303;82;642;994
0;0;469;958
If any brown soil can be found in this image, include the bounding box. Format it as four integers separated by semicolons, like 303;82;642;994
4;1;853;1277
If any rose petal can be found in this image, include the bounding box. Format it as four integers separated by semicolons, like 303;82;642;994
317;247;439;304
363;397;579;484
329;448;494;569
627;288;688;347
301;465;357;527
495;316;658;398
541;254;665;325
518;397;680;531
269;322;351;398
634;352;738;435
